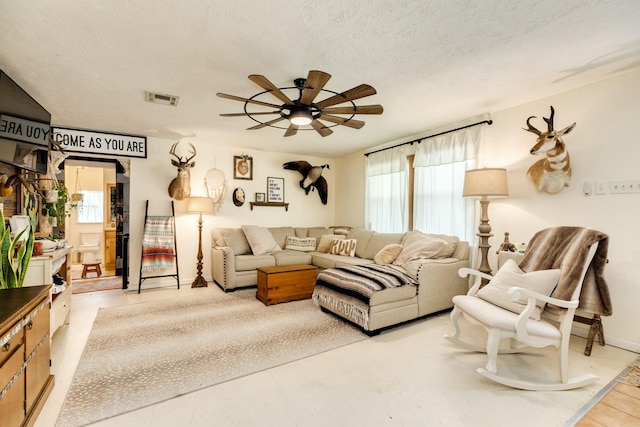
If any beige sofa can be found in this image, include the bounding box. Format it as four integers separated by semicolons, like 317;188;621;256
211;226;470;332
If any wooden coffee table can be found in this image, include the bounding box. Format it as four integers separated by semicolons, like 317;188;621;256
256;264;317;306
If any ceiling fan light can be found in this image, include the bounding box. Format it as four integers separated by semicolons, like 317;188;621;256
289;110;312;126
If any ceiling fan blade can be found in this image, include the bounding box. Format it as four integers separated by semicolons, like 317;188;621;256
220;111;280;117
315;84;377;108
247;116;287;130
217;92;281;109
320;114;365;129
284;124;298;137
322;104;384;115
300;70;331;105
310;120;333;137
248;75;293;104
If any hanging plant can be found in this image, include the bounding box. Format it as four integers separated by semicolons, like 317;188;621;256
40;182;77;226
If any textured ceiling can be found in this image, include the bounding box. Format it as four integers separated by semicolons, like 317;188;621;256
1;0;640;158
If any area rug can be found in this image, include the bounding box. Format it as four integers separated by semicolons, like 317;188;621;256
55;290;367;427
71;276;123;294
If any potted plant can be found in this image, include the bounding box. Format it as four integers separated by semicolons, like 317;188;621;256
0;209;35;289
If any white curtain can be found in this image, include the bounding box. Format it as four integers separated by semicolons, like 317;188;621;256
77;190;104;223
413;126;482;244
365;147;408;233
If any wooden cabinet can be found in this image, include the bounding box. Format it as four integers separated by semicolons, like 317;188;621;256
104;229;116;270
256;264;317;306
0;286;54;427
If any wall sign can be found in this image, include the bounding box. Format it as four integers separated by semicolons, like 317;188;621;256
52;126;147;158
267;177;284;203
0;114;50;147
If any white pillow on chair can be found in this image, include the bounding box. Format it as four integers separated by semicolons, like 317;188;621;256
476;259;560;320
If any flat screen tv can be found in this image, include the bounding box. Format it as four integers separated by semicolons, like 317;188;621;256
0;70;51;174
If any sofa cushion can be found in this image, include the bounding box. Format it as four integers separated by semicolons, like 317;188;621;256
268;227;296;249
284;236;317;252
346;228;375;258
317;234;345;253
426;234;459;258
235;254;276;271
374;244;403;264
329;238;357;256
312;253;373;269
363;233;404;260
308;227;335;241
394;232;446;267
220;228;251;255
242;225;282;255
273;250;313;266
476;258;560;320
294;227;309;238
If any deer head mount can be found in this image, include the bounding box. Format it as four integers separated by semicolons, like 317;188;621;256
523;106;576;194
168;141;196;200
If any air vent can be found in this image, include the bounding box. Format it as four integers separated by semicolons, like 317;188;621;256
145;91;179;106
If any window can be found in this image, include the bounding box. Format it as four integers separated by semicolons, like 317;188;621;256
77;190;104;223
364;125;483;243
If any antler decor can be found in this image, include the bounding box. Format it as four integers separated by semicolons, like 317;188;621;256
168;141;196;200
523;106;576;194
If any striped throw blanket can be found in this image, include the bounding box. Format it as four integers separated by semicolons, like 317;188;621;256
313;264;416;329
141;216;175;273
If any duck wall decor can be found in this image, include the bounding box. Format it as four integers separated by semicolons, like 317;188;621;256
283;161;329;204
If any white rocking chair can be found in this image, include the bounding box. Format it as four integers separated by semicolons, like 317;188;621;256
445;234;600;391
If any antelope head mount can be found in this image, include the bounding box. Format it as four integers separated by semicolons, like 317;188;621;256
168;141;196;200
523;106;576;194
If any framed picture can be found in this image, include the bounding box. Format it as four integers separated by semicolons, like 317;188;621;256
255;192;265;203
267;177;284;203
233;155;253;180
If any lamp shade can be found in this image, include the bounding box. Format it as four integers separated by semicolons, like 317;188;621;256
463;168;509;198
188;196;215;214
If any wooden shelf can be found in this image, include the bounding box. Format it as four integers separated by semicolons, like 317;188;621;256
250;202;289;211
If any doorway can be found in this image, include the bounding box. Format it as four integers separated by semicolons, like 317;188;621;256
62;157;130;293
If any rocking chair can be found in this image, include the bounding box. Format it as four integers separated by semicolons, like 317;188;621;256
445;227;608;391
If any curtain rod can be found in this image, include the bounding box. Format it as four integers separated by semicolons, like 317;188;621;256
363;119;493;157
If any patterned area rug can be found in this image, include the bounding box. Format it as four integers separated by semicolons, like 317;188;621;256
56;290;367;427
71;276;123;294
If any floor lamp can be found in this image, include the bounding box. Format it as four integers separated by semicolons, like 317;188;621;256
188;196;214;288
463;168;509;280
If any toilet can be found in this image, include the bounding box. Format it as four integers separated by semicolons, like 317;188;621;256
79;232;102;264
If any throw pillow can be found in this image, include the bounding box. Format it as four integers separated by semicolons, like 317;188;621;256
317;234;344;253
476;259;561;320
284;236;317;252
329;238;357;257
241;225;282;256
393;232;447;267
374;244;403;264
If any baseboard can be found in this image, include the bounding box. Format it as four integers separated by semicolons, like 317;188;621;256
572;324;640;353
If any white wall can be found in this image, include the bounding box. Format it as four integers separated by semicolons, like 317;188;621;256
334;69;640;351
129;139;334;286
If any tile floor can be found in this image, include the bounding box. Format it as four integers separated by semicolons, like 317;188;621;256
36;284;638;427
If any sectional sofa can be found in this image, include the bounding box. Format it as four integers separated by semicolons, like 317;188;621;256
210;226;470;333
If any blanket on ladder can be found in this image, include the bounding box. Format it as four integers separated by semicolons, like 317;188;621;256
313;264;417;330
141;216;175;273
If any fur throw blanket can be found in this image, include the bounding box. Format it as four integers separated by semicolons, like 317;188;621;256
518;227;612;316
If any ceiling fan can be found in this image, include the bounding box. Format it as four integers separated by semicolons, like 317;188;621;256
216;70;383;137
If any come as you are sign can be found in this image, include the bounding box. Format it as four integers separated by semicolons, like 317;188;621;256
52;127;147;158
